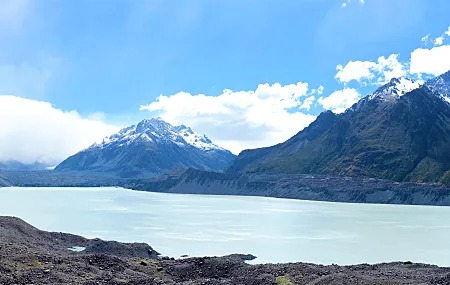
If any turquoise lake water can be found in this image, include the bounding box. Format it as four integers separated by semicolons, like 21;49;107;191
1;187;450;265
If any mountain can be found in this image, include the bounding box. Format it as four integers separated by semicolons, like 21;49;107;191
55;118;235;178
424;69;450;101
226;71;450;183
0;160;51;171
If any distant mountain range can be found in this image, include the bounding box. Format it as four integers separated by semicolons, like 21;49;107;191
4;70;450;186
0;160;52;171
226;70;450;184
54;118;235;178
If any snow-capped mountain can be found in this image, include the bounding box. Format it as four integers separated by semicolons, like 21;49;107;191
55;118;235;178
369;77;421;101
89;117;227;153
226;69;450;184
346;77;421;114
425;70;450;103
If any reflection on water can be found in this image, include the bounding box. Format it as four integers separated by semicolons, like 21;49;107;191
1;187;450;265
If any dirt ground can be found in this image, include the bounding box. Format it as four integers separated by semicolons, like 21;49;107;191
1;216;449;285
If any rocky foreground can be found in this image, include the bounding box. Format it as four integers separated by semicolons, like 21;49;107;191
1;217;450;285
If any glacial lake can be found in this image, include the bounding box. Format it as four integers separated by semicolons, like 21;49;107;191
1;187;450;266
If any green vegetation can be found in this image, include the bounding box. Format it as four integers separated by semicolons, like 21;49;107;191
275;274;294;285
31;259;44;267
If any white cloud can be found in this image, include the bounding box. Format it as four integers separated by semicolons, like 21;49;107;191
341;3;347;7
300;96;315;111
410;45;450;76
435;36;444;46
375;54;406;83
335;54;405;84
316;86;324;95
0;96;119;164
140;82;317;154
317;88;360;114
335;61;376;83
421;34;431;45
310;86;324;95
428;26;450;47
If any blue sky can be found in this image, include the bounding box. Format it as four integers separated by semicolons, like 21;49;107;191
1;0;450;163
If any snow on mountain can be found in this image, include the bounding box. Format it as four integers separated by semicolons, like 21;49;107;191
55;118;235;178
88;117;225;152
425;70;450;104
369;77;421;101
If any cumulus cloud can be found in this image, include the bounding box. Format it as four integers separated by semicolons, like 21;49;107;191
300;96;316;111
140;82;317;154
317;88;360;114
375;54;406;83
335;61;376;83
0;96;119;165
435;36;444;46
410;45;450;76
335;54;405;84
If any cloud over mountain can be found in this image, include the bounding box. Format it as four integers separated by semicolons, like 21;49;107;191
140;82;317;154
0;95;118;165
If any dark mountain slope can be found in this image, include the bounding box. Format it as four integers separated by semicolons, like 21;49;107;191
226;75;450;183
225;110;338;173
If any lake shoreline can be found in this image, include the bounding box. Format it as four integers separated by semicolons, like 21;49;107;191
3;186;450;266
3;169;450;206
1;215;450;285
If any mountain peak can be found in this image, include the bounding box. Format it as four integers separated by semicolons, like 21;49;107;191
56;118;235;177
136;117;171;132
89;118;226;153
424;69;450;103
369;77;420;101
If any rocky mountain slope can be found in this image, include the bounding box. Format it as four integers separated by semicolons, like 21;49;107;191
55;118;235;178
2;216;450;285
226;71;450;183
124;168;450;206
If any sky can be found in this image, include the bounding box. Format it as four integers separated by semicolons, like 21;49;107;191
1;0;450;165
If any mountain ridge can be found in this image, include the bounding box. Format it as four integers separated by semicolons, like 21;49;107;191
225;70;450;183
55;118;235;178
